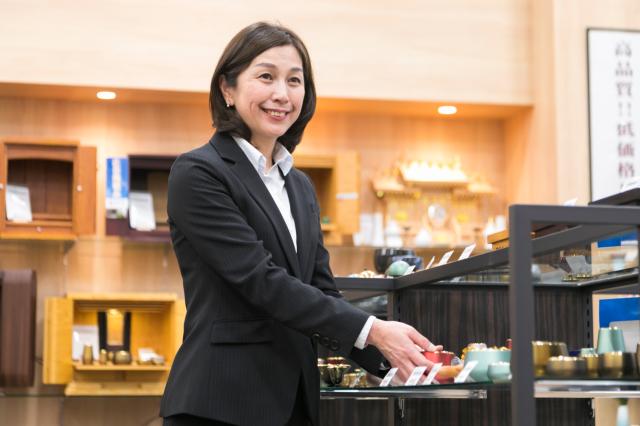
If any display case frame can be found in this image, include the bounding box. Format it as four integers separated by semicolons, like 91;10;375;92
331;203;640;426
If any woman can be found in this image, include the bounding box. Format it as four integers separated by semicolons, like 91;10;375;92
160;22;439;426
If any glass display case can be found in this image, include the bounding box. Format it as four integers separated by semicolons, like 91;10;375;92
330;204;640;426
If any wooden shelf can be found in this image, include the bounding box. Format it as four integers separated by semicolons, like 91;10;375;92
65;381;165;396
321;223;337;232
44;292;185;397
0;232;77;241
74;363;169;372
404;179;469;188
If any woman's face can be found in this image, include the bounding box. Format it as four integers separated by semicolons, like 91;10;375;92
221;45;305;145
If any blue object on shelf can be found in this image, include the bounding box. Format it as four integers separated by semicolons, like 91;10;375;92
599;297;640;327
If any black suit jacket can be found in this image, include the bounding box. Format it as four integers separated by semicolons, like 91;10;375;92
160;132;382;426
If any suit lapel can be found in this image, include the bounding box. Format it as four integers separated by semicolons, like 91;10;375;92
211;132;302;279
284;171;311;280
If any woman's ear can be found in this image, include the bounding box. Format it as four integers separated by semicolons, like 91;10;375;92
219;76;234;107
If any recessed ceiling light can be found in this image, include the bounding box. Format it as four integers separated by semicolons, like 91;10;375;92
96;91;116;100
437;105;457;115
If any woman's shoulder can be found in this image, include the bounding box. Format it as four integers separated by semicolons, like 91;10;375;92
170;139;228;184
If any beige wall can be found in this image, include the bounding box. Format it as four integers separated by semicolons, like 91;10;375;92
0;0;531;104
533;0;640;203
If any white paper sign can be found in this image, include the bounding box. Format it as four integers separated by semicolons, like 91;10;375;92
404;366;427;386
437;250;454;266
379;368;398;387
454;361;478;384
129;191;156;231
425;256;435;269
565;255;591;274
5;184;32;222
71;325;99;361
458;243;476;261
422;363;443;385
588;29;640;200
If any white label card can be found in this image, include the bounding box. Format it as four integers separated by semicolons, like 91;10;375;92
437;250;454;266
425;256;435;269
454;361;478;384
129;191;156;231
379;368;398;387
5;184;32;222
404;366;427;386
422;363;443;385
565;255;590;274
458;243;476;261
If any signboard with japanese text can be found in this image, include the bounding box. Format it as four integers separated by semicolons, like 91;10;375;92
588;29;640;200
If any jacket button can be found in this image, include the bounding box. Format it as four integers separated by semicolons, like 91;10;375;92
321;336;330;347
330;339;340;351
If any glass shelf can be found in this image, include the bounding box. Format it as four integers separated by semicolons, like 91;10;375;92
320;379;640;400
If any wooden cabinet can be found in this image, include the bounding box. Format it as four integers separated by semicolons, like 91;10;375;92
43;292;185;396
295;151;360;245
106;155;175;242
0;139;96;240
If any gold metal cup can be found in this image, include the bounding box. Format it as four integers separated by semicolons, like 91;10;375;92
98;349;108;365
598;352;637;378
532;341;568;377
81;344;94;365
580;354;599;378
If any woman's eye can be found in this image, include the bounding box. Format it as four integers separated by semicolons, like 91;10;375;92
289;77;302;84
259;73;272;80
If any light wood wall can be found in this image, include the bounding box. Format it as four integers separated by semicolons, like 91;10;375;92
509;0;640;205
0;0;531;105
552;0;640;203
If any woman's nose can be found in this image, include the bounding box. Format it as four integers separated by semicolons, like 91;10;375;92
271;79;289;102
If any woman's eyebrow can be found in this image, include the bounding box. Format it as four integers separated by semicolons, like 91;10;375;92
254;62;303;73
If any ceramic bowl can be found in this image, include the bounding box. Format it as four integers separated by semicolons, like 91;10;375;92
487;362;511;383
113;350;132;365
423;350;455;365
385;260;411;277
545;356;587;377
464;348;511;382
373;248;415;273
389;255;423;270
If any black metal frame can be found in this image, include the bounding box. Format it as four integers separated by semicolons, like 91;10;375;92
334;203;640;426
508;204;640;426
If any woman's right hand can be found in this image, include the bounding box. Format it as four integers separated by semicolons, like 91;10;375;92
366;318;443;383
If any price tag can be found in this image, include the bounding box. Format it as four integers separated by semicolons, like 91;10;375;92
425;256;435;269
379;368;398;387
349;370;367;388
421;363;443;385
437;250;454;267
458;243;476;261
404;366;427;386
454;361;478;384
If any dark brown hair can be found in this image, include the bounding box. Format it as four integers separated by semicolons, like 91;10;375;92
209;22;316;153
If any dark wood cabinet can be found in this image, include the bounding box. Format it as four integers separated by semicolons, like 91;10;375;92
0;269;37;387
106;155;175;243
